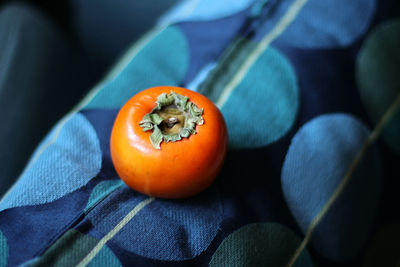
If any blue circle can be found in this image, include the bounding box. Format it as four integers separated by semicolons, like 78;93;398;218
0;113;102;211
160;0;254;25
281;113;381;260
255;0;375;48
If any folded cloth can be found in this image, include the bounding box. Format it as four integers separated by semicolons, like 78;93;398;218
0;3;93;197
0;0;400;266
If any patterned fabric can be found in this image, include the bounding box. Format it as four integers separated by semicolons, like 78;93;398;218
1;0;400;266
0;3;94;196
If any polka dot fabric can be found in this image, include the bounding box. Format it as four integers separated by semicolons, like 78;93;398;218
221;44;299;148
281;114;381;261
1;0;399;266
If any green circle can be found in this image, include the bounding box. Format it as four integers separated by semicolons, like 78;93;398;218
363;223;400;267
34;229;121;266
356;18;400;152
210;223;313;267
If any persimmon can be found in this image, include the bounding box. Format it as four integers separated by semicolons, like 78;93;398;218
110;86;228;198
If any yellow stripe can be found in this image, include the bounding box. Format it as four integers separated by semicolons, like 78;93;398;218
286;92;400;267
74;26;165;111
215;0;309;108
77;197;155;267
17;26;162;169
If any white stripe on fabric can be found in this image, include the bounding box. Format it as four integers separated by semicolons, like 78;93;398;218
216;0;309;108
77;197;155;267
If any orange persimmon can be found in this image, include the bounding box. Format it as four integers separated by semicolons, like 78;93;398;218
110;86;228;198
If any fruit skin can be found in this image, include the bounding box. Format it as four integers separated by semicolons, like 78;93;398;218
110;86;228;199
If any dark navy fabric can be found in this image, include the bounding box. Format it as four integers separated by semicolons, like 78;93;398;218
1;0;400;266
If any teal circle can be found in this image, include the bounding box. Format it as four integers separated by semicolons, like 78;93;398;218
85;26;189;109
356;18;400;152
210;223;313;267
0;230;8;267
84;180;124;213
221;46;299;148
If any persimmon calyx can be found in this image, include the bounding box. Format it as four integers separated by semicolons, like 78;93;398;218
139;91;204;149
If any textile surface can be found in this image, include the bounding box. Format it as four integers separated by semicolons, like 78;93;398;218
0;3;93;196
1;0;400;266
